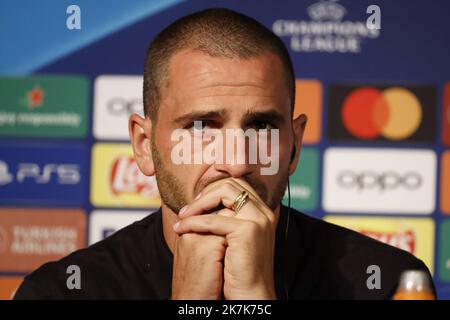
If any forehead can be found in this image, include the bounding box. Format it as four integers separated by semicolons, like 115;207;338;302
162;49;290;111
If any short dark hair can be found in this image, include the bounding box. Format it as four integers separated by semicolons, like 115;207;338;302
143;8;295;121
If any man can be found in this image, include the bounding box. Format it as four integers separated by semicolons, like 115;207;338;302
15;8;434;300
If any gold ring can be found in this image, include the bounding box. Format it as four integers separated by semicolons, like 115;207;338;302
232;190;249;214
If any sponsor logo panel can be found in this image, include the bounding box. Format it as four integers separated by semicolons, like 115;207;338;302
0;143;89;206
294;80;322;144
0;75;89;138
328;84;436;142
93;75;143;140
90;143;160;207
325;215;434;273
89;210;153;245
323;148;436;214
272;0;381;54
283;148;319;211
441;151;450;214
0;208;86;272
0;276;23;300
442;83;450;145
439;220;450;282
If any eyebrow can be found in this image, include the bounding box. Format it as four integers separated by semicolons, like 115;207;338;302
242;109;286;125
173;108;286;126
173;109;229;124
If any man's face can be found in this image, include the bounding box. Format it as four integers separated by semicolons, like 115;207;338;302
151;49;293;213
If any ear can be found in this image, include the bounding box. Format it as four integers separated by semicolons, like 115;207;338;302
129;113;155;176
289;113;307;175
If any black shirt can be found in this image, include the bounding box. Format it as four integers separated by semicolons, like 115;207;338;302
14;206;434;299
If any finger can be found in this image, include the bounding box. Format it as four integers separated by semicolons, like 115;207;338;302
229;178;264;204
180;182;266;223
214;207;236;218
195;178;266;215
226;178;274;222
227;179;273;216
180;181;240;217
198;178;261;207
173;214;252;237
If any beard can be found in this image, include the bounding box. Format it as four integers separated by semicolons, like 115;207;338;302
151;140;289;213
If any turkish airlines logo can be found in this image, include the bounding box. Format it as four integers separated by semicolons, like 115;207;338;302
0;208;86;272
0;226;8;253
323;148;436;214
328;85;436;142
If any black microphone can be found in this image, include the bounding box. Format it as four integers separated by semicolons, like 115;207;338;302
290;145;296;163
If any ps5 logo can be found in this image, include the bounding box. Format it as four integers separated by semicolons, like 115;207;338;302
0;161;13;185
0;161;80;185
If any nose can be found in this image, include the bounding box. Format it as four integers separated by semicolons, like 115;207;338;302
212;131;255;178
213;161;254;179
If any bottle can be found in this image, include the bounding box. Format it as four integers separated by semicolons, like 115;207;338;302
392;270;436;300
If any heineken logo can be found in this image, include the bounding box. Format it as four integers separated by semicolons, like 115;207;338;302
0;75;89;138
27;85;44;109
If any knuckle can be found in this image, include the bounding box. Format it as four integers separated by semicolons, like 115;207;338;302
179;232;198;243
244;220;260;236
265;212;276;225
259;216;271;229
202;216;213;228
223;181;236;193
208;234;226;247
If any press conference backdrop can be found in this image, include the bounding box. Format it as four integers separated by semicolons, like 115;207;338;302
0;0;449;299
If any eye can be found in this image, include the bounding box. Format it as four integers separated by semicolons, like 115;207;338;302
252;121;276;131
189;120;214;131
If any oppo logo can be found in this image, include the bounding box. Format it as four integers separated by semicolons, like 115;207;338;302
107;98;142;116
0;161;80;185
337;170;422;191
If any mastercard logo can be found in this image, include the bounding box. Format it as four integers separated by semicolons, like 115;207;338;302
341;87;423;140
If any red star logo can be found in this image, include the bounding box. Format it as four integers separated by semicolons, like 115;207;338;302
27;86;44;108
